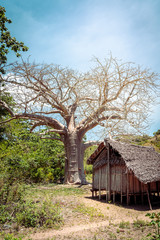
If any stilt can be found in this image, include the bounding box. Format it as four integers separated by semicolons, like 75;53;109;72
106;164;108;202
147;185;152;210
99;168;101;200
92;169;94;198
127;170;129;205
156;182;159;197
133;175;137;204
134;194;137;204
121;168;123;204
92;190;94;198
113;191;115;203
106;143;111;201
141;182;144;205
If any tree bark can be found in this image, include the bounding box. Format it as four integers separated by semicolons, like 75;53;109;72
78;142;88;184
63;131;81;184
63;132;100;184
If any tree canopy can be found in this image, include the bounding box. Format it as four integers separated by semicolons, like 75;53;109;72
0;6;28;74
0;55;159;183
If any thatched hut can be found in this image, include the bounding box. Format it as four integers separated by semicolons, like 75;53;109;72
87;139;160;209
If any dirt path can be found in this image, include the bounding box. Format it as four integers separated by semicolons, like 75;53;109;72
28;191;155;240
30;220;111;240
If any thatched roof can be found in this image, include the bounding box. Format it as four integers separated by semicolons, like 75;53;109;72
87;139;160;184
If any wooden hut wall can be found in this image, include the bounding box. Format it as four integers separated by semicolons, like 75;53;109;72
93;168;99;189
128;171;141;194
93;148;107;190
110;165;126;193
149;181;160;193
92;147;160;197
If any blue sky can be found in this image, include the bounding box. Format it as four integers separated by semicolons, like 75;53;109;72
2;0;160;136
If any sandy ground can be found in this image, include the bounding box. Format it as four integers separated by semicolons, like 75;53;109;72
27;187;160;240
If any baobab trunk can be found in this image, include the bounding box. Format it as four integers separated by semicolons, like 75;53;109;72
64;131;83;184
78;143;88;184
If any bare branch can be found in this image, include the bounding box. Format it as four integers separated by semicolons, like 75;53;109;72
0;117;17;125
40;136;63;142
83;141;101;150
0;100;15;117
30;121;48;132
40;129;66;135
33;110;63;115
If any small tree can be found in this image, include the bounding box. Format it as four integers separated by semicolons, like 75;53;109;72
153;129;160;141
0;6;28;74
0;55;159;184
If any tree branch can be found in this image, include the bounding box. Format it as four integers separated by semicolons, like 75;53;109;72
40;136;63;142
80;115;123;136
0;100;66;132
0;100;14;117
83;141;101;150
30;121;48;132
40;129;66;135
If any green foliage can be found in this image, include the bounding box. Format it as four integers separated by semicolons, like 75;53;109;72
0;6;28;74
0;181;25;205
146;212;160;239
2;233;23;240
0;119;65;185
0;197;63;230
73;203;104;220
116;132;160;153
84;145;97;178
153;130;160;137
15;199;63;228
133;219;148;228
0;90;15;141
119;221;130;229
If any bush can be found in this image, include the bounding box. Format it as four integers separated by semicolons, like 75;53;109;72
0;198;63;229
146;212;160;239
16;199;63;228
2;234;23;240
0;181;25;204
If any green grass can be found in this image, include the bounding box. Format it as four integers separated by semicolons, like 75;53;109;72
119;221;130;229
133;219;149;228
73;203;105;220
24;184;89;201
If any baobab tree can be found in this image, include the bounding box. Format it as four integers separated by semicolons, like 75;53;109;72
0;55;159;184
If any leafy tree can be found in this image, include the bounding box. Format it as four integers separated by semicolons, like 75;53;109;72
0;119;65;186
153;129;160;140
0;6;28;74
0;55;159;184
0;90;15;141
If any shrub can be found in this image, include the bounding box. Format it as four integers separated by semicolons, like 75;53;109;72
133;219;148;228
3;234;23;240
119;221;130;229
0;181;25;204
15;199;63;228
146;212;160;239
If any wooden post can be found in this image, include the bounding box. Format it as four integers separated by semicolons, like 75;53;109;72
134;176;137;204
141;182;144;205
121;167;123;204
127;170;129;205
99;168;101;200
106;164;108;202
156;181;159;197
92;190;94;198
113;191;115;203
147;184;152;210
92;168;94;198
113;166;116;203
107;144;111;201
